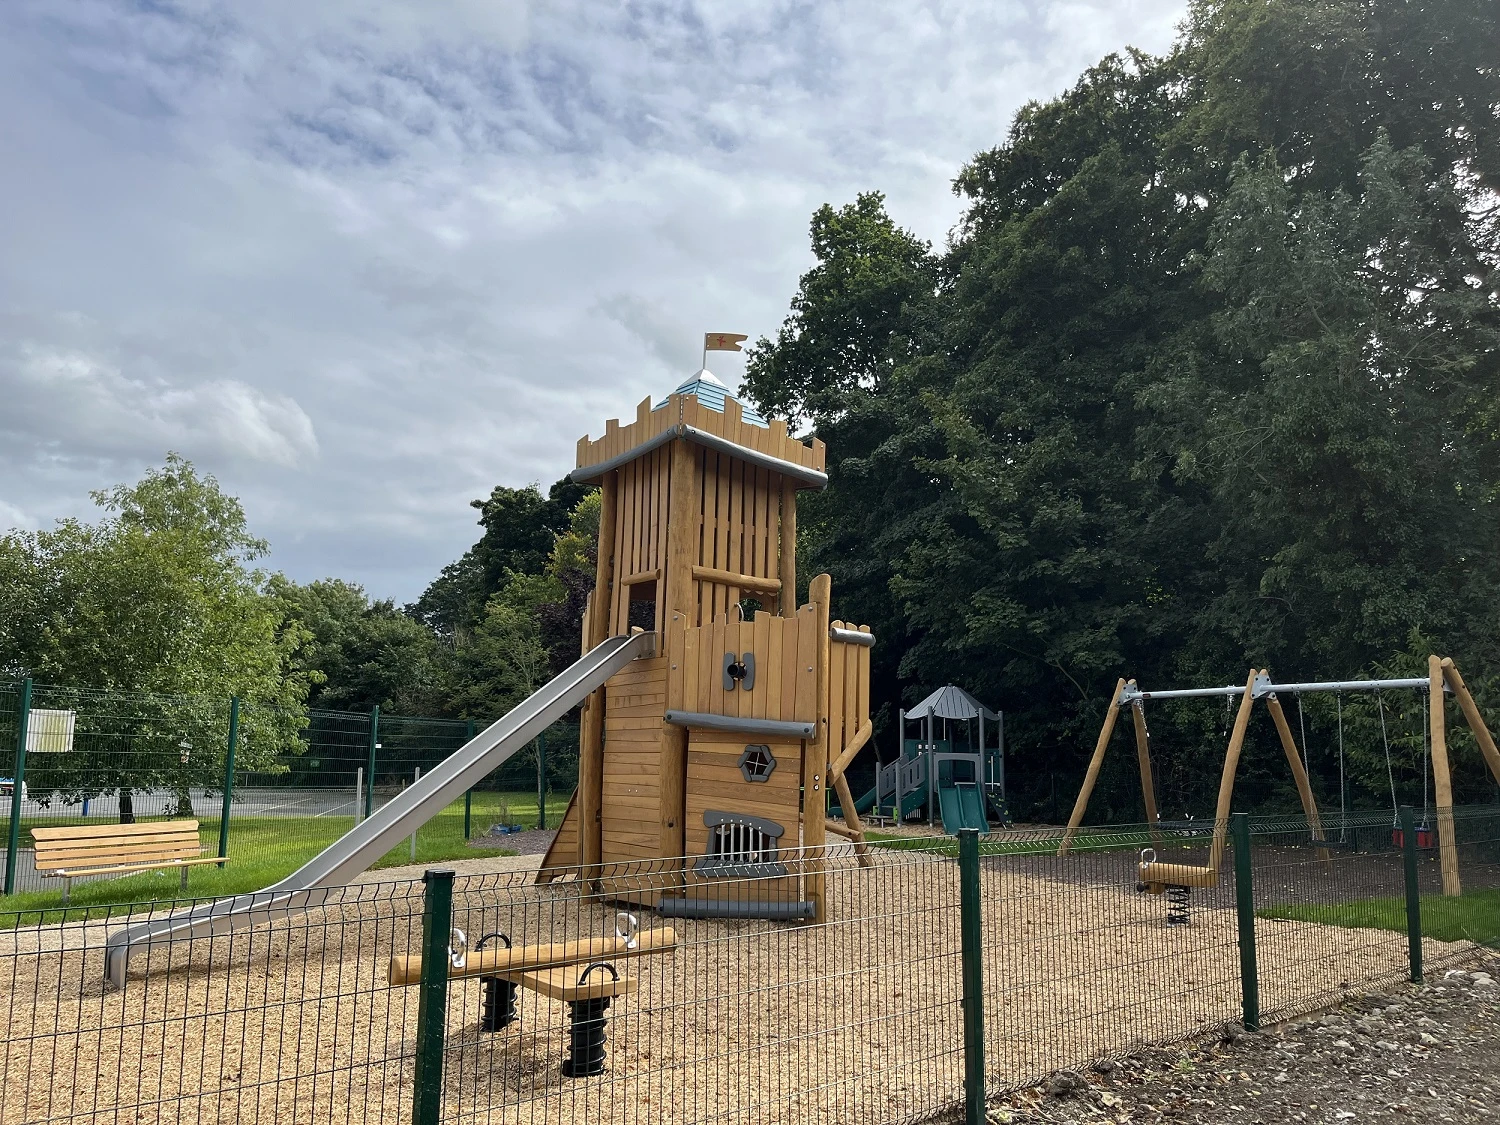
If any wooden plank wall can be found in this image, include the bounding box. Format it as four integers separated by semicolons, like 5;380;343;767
576;391;827;477
680;608;819;723
825;623;873;767
608;443;671;634
600;656;670;864
691;443;783;626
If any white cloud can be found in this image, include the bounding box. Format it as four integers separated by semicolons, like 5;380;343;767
0;0;1188;600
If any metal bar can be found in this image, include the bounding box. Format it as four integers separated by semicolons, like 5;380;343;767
958;828;986;1124
409;767;420;861
663;710;815;738
4;679;32;896
1122;676;1438;705
217;696;238;865
412;868;454;1125
1231;812;1259;1031
463;720;475;839
1400;805;1423;983
354;767;364;826
536;731;547;830
365;706;380;820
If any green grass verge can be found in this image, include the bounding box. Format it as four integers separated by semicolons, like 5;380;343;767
864;827;1166;858
0;790;571;926
1258;888;1500;947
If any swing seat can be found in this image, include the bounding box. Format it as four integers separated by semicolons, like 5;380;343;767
1137;861;1219;893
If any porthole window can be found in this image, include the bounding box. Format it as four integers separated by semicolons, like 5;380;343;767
738;745;776;782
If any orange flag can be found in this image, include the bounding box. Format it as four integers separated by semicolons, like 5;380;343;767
704;332;749;352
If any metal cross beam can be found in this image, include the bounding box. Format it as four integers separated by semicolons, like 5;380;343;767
1119;673;1440;706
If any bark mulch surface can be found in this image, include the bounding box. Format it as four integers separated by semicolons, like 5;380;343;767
989;955;1500;1125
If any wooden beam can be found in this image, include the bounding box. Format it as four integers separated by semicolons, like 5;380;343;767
1206;668;1260;876
803;572;832;920
1128;692;1164;850
1441;658;1500;785
619;568;661;587
691;565;781;593
828;719;874;782
577;592;604;870
1057;679;1127;856
591;471;618;645
831;772;874;868
1430;654;1461;896
1263;685;1331;866
779;480;797;616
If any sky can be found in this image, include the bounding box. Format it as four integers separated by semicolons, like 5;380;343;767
0;0;1188;604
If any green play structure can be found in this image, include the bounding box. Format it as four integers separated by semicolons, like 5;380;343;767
834;684;1006;833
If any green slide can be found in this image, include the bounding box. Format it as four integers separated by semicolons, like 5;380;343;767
938;782;990;833
834;784;925;821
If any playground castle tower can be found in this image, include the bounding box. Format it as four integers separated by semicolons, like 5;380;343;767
539;370;874;920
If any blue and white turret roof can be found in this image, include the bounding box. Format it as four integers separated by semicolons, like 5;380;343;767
656;369;768;428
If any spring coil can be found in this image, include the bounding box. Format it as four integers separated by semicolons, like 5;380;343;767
1165;883;1191;926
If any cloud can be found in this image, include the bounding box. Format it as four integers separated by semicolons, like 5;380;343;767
0;0;1188;600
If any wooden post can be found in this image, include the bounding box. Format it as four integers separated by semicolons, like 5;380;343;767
657;439;699;862
1429;654;1460;896
1441;658;1500;785
1129;693;1164;849
1206;669;1260;876
592;471;618;645
778;480;797;616
1057;679;1126;855
831;773;873;867
803;573;832;919
577;593;604;869
1263;687;1330;865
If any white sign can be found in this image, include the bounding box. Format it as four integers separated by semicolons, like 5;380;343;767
27;709;77;754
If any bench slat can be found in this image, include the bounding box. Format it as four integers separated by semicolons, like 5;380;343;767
47;856;226;879
31;819;200;841
35;841;204;869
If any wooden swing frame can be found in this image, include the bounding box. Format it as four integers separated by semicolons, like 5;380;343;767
1056;656;1500;897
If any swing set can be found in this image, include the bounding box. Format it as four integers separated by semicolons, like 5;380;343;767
1058;656;1500;900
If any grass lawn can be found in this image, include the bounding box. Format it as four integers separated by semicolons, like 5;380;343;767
0;789;571;926
864;826;1165;858
1258;888;1500;947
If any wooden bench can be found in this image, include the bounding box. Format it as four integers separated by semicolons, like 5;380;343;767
32;820;224;903
389;920;674;1077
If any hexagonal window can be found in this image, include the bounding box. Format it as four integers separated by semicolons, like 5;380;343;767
738;744;776;783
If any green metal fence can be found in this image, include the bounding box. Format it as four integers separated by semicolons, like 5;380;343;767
2;806;1496;1123
1;679;577;903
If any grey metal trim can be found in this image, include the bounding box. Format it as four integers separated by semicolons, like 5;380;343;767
663;710;814;738
569;425;679;483
570;423;829;489
656;897;816;921
829;627;875;647
741;651;755;690
679;425;829;489
104;631;657;988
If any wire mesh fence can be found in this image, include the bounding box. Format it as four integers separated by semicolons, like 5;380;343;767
2;806;1497;1124
1;679;576;905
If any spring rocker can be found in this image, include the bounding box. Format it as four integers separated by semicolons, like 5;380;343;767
535;360;876;921
390;912;676;1077
1057;657;1500;921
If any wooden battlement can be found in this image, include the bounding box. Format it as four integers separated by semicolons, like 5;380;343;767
575;393;826;479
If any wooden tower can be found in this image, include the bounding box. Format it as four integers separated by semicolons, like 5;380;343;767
539;371;874;919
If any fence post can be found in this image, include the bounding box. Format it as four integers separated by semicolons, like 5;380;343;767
1231;812;1259;1032
536;731;547;829
217;696;239;865
4;679;33;896
413;868;454;1125
365;705;380;820
1400;804;1423;983
957;827;986;1125
463;720;475;840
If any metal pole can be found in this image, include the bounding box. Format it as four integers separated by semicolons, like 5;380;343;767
463;719;475;839
354;767;364;825
365;705;380;820
5;679;33;896
998;711;1006;806
536;731;547;830
410;767;421;862
1124;677;1437;705
1231;812;1259;1031
958;828;986;1124
217;696;239;865
1400;805;1423;983
412;868;454;1125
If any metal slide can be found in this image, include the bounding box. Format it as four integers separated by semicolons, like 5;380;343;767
103;632;654;988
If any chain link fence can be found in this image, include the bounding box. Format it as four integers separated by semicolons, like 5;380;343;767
2;807;1496;1123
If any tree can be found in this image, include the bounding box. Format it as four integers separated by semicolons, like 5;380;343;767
0;455;311;820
